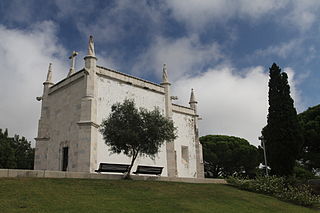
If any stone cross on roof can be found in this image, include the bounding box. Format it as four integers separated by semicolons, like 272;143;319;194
68;51;78;77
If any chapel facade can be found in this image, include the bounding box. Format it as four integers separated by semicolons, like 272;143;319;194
34;36;204;178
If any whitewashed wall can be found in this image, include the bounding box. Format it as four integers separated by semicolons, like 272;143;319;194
96;75;168;176
172;112;197;178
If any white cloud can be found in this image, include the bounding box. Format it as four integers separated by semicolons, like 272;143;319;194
284;67;304;111
132;35;225;81
282;0;320;31
166;0;235;29
166;0;320;32
253;39;302;59
237;0;288;18
172;65;300;146
0;21;68;145
166;0;288;30
75;0;164;44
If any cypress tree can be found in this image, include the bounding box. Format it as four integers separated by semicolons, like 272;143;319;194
262;63;303;176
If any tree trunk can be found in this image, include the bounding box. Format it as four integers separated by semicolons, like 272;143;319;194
124;152;138;179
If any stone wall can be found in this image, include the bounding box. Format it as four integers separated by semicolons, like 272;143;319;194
35;72;86;172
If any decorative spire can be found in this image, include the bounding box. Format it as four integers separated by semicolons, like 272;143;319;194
189;88;197;104
39;62;54;101
189;88;198;113
162;64;169;84
46;63;53;83
87;35;95;57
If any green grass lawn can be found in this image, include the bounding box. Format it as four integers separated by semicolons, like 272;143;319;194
0;177;318;213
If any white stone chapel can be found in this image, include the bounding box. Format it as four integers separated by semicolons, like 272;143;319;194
34;36;204;178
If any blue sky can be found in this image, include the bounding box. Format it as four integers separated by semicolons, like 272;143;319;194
0;0;319;146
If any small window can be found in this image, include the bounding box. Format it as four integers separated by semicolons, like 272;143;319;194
181;146;189;163
62;147;69;171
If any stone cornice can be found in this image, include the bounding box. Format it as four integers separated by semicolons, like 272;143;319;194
77;121;100;128
172;104;196;116
34;137;50;141
97;66;165;94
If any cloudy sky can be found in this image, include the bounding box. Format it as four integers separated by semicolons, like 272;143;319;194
0;0;319;147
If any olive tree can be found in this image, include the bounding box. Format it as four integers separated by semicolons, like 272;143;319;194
100;99;176;178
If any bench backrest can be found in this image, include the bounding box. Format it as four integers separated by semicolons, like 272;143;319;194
98;163;129;173
135;165;163;175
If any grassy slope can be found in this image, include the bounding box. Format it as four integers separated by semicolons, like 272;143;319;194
0;178;317;213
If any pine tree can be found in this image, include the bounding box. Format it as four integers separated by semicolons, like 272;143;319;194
298;104;320;173
262;63;303;176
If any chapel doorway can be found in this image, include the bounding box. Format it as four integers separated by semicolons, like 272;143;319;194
62;147;69;171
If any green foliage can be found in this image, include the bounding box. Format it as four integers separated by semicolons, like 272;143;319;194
0;128;34;169
278;184;320;207
293;165;315;181
0;129;16;169
262;63;303;176
100;99;177;176
200;135;259;178
228;176;320;207
298;104;320;173
228;175;285;194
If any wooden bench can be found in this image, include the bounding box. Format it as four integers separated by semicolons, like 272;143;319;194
95;163;130;173
133;165;163;176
